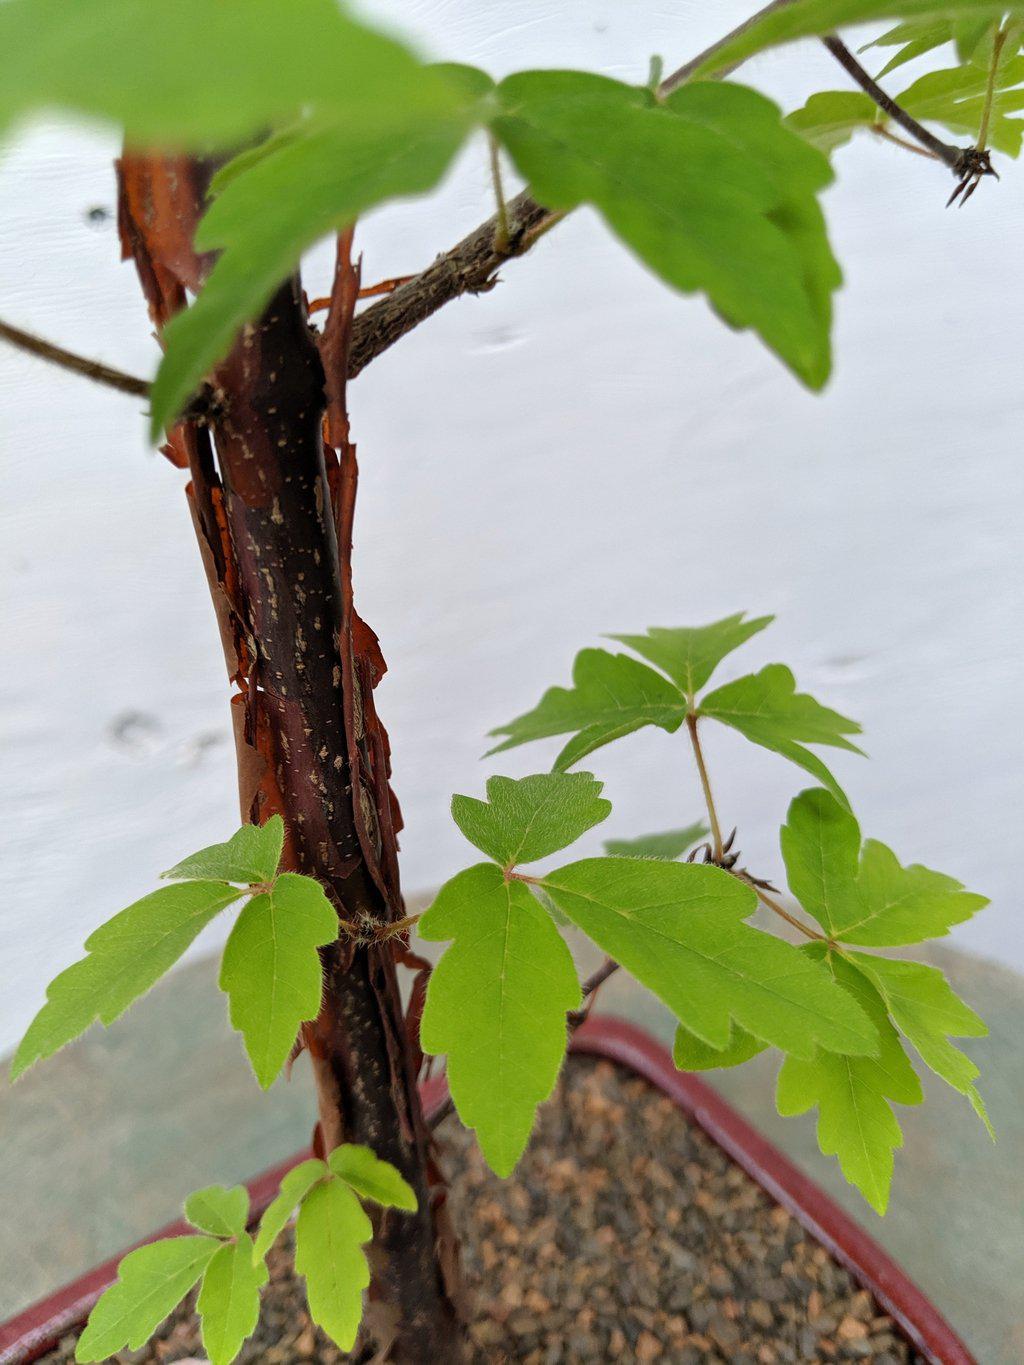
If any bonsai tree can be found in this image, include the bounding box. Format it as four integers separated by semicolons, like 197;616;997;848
2;0;1008;1359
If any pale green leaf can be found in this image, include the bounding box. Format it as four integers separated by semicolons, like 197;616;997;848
76;1236;219;1361
13;881;243;1080
487;647;687;770
785;91;879;152
541;858;876;1059
0;0;460;149
603;822;708;860
451;772;611;867
295;1179;372;1353
419;863;580;1175
850;953;992;1133
162;817;284;885
493;72;836;388
608;612;773;696
220;873;338;1089
780;788;987;945
252;1159;327;1264
673;1018;767;1071
897;59;1024;154
861;19;954;76
185;1185;249;1239
776;950;922;1214
699;664;863;805
328;1145;418;1211
197;1235;265;1365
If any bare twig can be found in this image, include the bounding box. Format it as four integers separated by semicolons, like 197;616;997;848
0;317;151;400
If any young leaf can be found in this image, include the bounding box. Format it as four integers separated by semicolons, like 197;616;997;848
541;858;876;1059
492;72;836;387
699;664;863;805
219;872;338;1089
673;1019;767;1071
295;1179;373;1353
603;821;708;860
776;950;922;1215
849;953;992;1132
151;91;484;436
197;1235;266;1365
0;0;460;150
12;881;244;1080
487;647;687;770
785;91;879;153
162;817;284;885
185;1185;249;1239
608;612;773;696
252;1159;327;1264
780;787;987;945
451;772;611;867
328;1145;418;1211
419;863;580;1175
76;1236;220;1361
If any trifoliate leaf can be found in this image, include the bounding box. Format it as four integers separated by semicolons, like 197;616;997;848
603;822;708;860
608;612;773;697
419;863;580;1175
185;1185;249;1239
76;1236;220;1361
673;1019;767;1071
487;648;687;771
849;953;992;1133
328;1145;418;1211
295;1179;372;1353
220;873;338;1089
699;664;863;805
785;91;879;153
896;59;1024;155
541;858;876;1059
162;817;284;885
452;772;611;867
776;949;922;1214
492;72;836;387
197;1235;265;1365
12;881;244;1080
780;788;987;945
252;1160;327;1264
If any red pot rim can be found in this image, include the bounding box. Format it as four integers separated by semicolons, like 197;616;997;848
0;1014;974;1365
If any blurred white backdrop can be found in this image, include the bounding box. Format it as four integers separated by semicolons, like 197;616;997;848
1;0;1022;1053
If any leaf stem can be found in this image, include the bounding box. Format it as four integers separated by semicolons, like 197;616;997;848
685;714;724;862
976;23;1008;151
745;879;826;942
488;132;511;255
870;124;941;160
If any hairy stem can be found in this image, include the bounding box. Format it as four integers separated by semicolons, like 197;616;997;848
745;880;827;942
685;714;724;862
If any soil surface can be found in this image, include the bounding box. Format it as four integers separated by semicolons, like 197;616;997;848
40;1057;924;1364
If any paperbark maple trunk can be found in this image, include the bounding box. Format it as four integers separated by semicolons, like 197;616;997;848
117;156;464;1361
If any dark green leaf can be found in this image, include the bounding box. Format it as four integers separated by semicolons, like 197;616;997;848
451;772;611;867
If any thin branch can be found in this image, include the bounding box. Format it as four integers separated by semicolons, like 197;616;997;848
685;714;724;862
0;316;151;400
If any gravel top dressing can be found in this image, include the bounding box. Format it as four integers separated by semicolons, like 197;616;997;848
40;1057;924;1364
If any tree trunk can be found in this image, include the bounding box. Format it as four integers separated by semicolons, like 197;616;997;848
116;155;464;1362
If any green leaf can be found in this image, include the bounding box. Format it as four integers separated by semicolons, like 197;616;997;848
220;873;338;1089
252;1159;327;1264
673;1018;767;1071
451;772;611;867
603;822;708;860
896;59;1024;154
419;863;580;1175
849;953;992;1133
197;1235;265;1365
151;88;484;436
699;664;863;805
608;612;773;696
541;858;876;1059
776;949;922;1215
295;1178;373;1353
162;817;284;885
13;880;243;1080
76;1236;220;1361
862;19;954;76
328;1145;418;1211
780;787;987;945
785;91;879;152
185;1185;249;1239
492;72;836;388
487;647;687;770
0;0;461;150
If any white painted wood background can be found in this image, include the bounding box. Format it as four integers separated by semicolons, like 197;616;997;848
1;0;1022;1052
